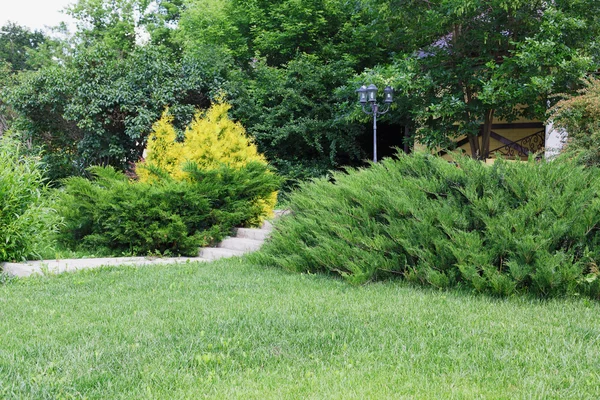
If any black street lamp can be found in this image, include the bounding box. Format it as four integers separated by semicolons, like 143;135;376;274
356;84;394;162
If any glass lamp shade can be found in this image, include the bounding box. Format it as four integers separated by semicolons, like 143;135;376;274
356;85;368;104
366;84;378;102
383;86;394;104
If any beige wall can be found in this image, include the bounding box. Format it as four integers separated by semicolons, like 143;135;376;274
415;117;545;160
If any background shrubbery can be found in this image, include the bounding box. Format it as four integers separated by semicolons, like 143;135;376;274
0;137;57;261
549;76;600;167
55;162;281;256
257;152;600;298
52;103;282;257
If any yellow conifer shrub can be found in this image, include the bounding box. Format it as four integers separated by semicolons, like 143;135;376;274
136;111;187;182
138;103;277;218
184;102;267;169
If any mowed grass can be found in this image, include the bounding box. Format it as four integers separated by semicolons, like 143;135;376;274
1;259;599;399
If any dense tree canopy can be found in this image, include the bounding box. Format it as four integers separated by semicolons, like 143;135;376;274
0;23;51;135
66;0;185;52
0;22;47;72
1;0;600;183
180;0;404;68
7;44;223;180
178;0;411;178
369;0;600;158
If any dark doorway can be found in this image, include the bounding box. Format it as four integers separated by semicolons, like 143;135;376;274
357;122;411;161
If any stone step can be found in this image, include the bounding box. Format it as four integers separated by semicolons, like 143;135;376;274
274;209;291;218
195;209;287;261
261;220;274;231
234;227;270;241
218;237;263;252
2;212;290;278
198;247;246;260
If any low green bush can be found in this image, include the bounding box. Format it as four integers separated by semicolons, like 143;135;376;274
55;162;281;256
257;152;600;298
0;137;58;262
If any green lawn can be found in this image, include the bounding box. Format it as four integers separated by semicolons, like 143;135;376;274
1;258;599;399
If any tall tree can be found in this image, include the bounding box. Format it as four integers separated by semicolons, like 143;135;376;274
178;0;410;179
6;44;220;180
67;0;185;53
2;0;201;180
180;0;403;69
0;62;13;135
0;22;46;72
0;23;50;136
227;54;364;179
368;0;600;159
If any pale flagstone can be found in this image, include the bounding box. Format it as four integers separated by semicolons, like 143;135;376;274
199;225;276;260
2;257;204;278
198;247;246;260
235;227;270;241
218;237;264;252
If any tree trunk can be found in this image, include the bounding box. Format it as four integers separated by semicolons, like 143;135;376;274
403;124;411;154
462;84;483;160
466;109;496;160
480;109;495;160
468;133;481;160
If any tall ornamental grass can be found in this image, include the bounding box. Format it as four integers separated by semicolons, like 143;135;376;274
0;137;57;262
257;152;600;298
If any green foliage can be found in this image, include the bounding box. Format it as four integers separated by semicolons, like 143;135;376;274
228;54;365;182
0;22;46;72
180;0;402;68
6;0;600;187
258;152;600;298
55;163;281;256
548;75;600;167
6;45;222;181
0;61;15;135
2;0;409;185
179;0;408;180
0;137;58;262
358;0;600;158
0;23;50;136
67;0;185;54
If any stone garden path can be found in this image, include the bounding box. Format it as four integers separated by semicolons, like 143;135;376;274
1;211;286;278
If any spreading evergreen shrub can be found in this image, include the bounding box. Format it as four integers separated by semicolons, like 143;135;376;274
0;137;57;262
55;162;281;256
257;152;600;298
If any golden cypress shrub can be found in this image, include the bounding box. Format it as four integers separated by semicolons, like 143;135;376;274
184;102;268;168
138;103;277;218
136;112;186;182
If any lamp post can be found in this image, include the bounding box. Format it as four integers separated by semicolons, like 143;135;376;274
356;84;394;162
